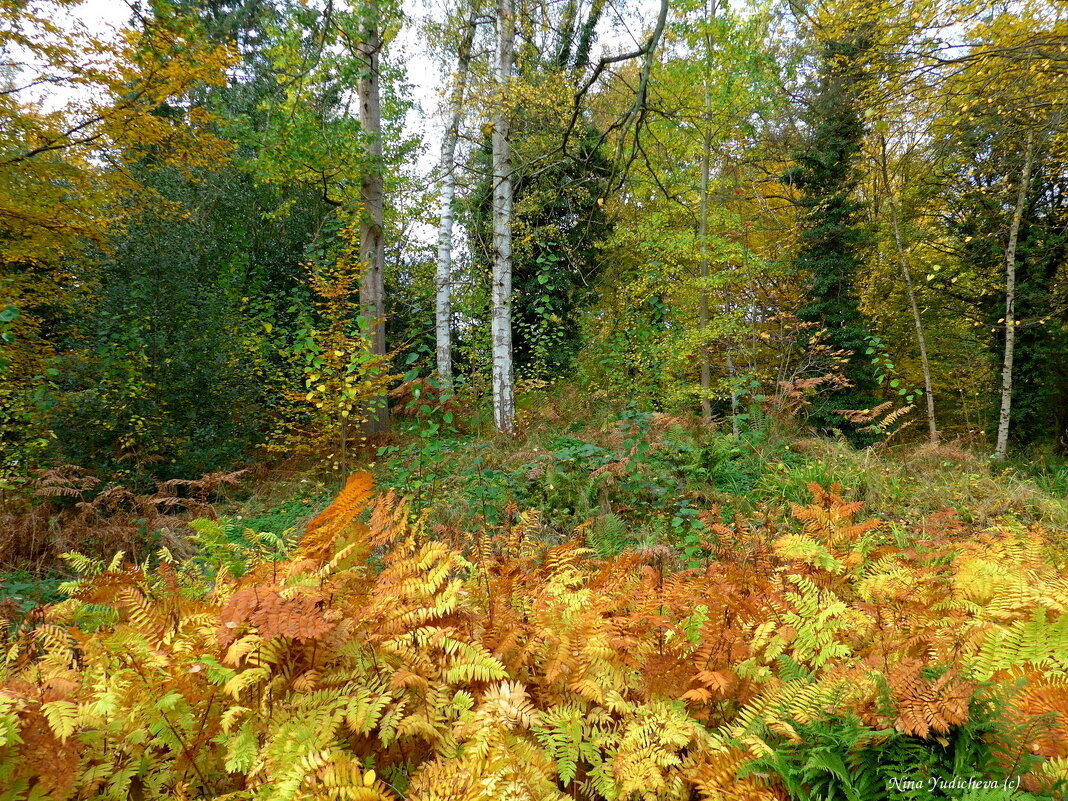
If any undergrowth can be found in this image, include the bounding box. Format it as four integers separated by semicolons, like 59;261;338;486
375;401;1068;557
1;474;1067;800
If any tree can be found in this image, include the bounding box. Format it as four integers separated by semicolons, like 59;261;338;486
928;3;1068;455
786;27;879;432
874;131;939;443
238;0;412;438
434;2;479;393
575;1;794;421
993;131;1036;460
0;0;233;472
696;0;719;426
357;0;390;435
491;0;516;434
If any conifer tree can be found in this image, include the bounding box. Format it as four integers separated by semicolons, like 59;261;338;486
787;33;879;430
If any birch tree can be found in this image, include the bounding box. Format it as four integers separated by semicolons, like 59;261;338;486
491;0;516;433
435;3;478;393
993;130;1035;461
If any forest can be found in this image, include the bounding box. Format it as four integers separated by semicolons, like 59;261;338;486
1;0;1068;798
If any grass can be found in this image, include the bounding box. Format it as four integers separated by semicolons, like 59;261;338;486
371;391;1068;557
227;474;337;536
3;390;1066;611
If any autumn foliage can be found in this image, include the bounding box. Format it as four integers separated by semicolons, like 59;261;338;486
2;476;1067;800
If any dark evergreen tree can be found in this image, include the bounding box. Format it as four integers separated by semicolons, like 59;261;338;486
786;34;879;433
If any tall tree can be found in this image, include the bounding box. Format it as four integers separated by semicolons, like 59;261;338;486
993;131;1036;460
0;0;234;473
575;1;792;420
787;28;878;431
434;3;478;393
875;132;939;443
357;0;390;435
935;4;1068;455
491;0;516;433
696;0;718;426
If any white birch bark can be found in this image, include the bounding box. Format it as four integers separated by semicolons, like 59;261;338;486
491;0;515;434
435;8;476;393
994;130;1035;460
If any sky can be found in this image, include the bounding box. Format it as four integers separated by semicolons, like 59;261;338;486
51;0;445;174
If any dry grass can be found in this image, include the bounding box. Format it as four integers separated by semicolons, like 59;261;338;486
778;438;1068;528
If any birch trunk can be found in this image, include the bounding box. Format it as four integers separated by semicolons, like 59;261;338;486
491;0;515;434
994;130;1035;460
435;9;476;393
357;7;389;435
879;134;938;444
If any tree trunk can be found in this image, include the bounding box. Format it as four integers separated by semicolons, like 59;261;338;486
725;347;741;438
491;0;515;434
357;8;389;436
697;80;713;424
994;130;1034;460
697;0;722;429
435;8;476;393
879;134;938;444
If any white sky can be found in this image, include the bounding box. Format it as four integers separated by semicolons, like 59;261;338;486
54;0;440;173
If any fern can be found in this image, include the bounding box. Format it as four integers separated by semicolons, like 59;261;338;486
1;478;1067;800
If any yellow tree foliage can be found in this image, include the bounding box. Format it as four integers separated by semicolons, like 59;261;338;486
1;0;233;263
0;0;234;466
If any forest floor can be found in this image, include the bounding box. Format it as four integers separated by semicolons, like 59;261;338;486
3;392;1068;798
3;390;1067;606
